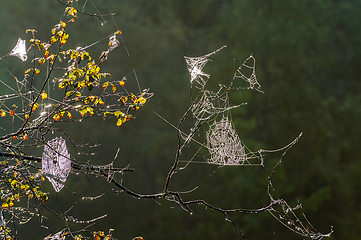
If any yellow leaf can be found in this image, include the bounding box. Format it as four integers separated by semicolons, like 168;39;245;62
51;35;58;44
53;114;60;121
26;29;37;33
111;84;116;93
102;82;109;90
60;21;67;29
87;106;94;116
114;111;123;118
32;103;39;112
41;92;47;100
25;68;33;74
38;58;46;64
65;91;74;97
2;202;9;209
116;118;125;127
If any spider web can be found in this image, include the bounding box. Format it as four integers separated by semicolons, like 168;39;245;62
233;55;263;92
99;33;121;62
0;38;28;62
9;38;28;62
191;89;240;125
42;137;71;192
206;116;246;165
184;45;226;89
181;47;332;238
181;46;261;166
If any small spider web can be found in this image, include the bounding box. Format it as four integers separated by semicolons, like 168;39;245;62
99;32;121;62
8;38;28;62
233;55;263;93
42;137;71;192
206;116;246;166
184;45;226;89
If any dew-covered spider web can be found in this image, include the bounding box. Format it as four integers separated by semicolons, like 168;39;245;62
178;46;333;239
206;116;246;165
42;137;71;192
233;54;263;93
191;88;241;125
184;45;226;89
182;46;263;166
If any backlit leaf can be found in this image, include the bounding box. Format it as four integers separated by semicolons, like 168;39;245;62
116;118;125;127
65;91;74;97
60;21;67;29
102;82;109;90
32;103;39;111
51;35;59;44
41;92;47;100
53;114;60;121
111;84;116;93
114;111;123;118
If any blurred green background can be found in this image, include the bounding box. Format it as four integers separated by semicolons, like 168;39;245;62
1;0;360;239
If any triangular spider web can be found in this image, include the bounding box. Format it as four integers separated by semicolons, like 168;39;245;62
8;38;28;62
184;45;226;89
42;137;71;192
233;55;262;92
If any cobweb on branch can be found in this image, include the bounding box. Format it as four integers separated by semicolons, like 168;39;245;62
184;45;226;89
42;137;71;192
268;199;333;240
99;32;121;62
